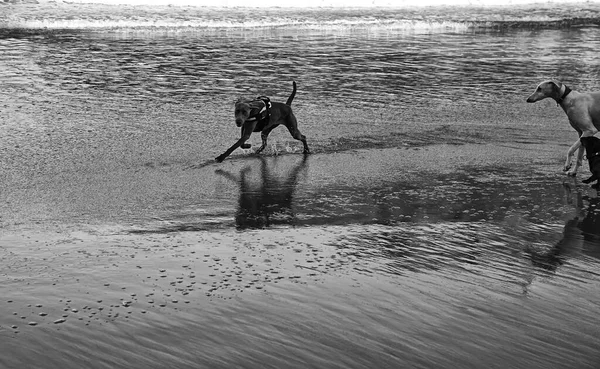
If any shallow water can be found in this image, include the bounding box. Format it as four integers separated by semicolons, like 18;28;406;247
1;2;600;369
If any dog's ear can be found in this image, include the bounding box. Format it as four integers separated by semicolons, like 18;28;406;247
235;97;253;105
550;81;563;94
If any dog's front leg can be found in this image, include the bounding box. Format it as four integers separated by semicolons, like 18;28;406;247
255;126;276;154
240;126;252;149
564;140;582;175
215;137;249;162
216;123;256;162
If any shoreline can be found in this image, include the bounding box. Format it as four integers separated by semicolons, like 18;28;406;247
0;142;584;234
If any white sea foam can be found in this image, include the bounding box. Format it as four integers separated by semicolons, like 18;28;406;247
5;17;473;31
37;0;600;7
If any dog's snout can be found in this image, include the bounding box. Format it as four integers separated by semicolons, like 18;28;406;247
526;92;541;103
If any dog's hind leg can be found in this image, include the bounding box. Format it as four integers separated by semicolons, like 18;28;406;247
576;146;586;170
285;115;310;154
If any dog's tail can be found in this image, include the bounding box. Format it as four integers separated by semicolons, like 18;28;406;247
285;81;297;106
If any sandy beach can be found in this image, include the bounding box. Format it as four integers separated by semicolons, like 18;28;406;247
2;2;600;367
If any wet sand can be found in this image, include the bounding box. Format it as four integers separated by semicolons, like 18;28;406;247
3;132;600;368
3;217;600;369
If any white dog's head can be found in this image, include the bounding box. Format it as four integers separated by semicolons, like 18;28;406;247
526;80;562;103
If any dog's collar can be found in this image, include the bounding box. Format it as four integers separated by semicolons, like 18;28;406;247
556;84;571;105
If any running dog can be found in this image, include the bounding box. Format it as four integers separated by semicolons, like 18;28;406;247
215;81;310;163
526;81;600;176
580;136;600;188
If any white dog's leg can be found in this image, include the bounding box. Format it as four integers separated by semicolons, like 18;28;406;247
564;140;581;175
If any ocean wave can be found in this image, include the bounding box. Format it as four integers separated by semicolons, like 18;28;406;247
1;18;473;32
29;0;600;7
3;18;599;33
2;2;600;32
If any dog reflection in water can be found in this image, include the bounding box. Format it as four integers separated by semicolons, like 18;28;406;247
215;155;308;229
526;183;600;271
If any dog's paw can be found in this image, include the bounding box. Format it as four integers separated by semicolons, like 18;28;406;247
566;170;577;177
240;143;252;149
215;155;225;163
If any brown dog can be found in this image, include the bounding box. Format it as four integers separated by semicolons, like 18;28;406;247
215;81;309;162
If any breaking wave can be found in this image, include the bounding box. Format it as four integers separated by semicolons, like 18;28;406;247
2;0;600;33
26;0;600;6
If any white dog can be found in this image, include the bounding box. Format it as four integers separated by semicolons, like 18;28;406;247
527;81;600;176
